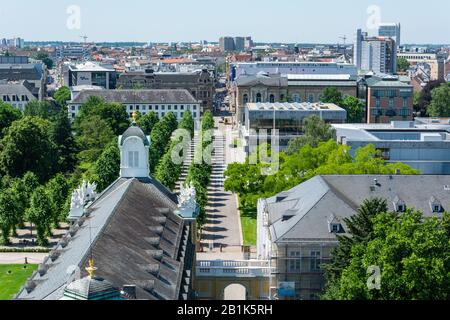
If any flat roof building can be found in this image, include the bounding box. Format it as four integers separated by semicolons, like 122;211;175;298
333;121;450;174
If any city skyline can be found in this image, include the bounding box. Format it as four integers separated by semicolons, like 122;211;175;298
0;0;449;44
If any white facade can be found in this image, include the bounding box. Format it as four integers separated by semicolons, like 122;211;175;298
119;133;150;178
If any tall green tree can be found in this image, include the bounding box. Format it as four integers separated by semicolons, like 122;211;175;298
11;172;40;229
0;187;19;244
427;83;450;117
0;102;22;137
26;187;53;246
321;87;343;105
94;142;120;192
0;116;57;182
24;101;59;120
342;96;365;123
149;112;178;171
45;174;71;228
76;115;115;166
137;111;158;135
324;210;450;300
179;110;195;138
51;110;77;173
53;86;71;108
397;57;410;72
32;52;53;69
287;115;336;154
322;198;388;298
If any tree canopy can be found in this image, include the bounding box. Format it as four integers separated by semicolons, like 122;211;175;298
427;83;450;117
53;86;71;108
0;102;22;138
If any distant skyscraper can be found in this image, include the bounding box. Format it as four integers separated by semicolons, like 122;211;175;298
354;29;397;74
219;37;235;52
245;37;253;49
234;37;245;52
378;23;401;46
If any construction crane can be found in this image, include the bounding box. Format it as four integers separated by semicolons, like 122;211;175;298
80;35;88;44
339;36;347;46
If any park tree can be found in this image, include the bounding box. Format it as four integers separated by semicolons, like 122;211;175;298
45;174;71;228
0;102;22;137
321;87;343;105
76;115;115;166
51;110;77;173
427;83;450;117
137;111;158;135
94;142;120;192
150;112;179;171
323;210;450;300
322;198;388;298
179;110;195;138
155;143;182;190
287;115;336;154
53;86;71;108
201;111;215;131
342;96;365;123
416;80;445;115
11;172;40;229
0;116;57;182
26;187;53;246
24;100;60;120
0;187;19;244
32;51;54;69
74;96;130;136
397;57;410;72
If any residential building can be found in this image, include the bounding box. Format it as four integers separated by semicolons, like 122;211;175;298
67;89;201;121
0;80;39;111
234;37;246;52
242;102;347;153
354;29;397;74
232;72;357;123
333;121;450;174
257;175;450;300
56;45;90;61
62;61;117;89
117;69;214;112
0;60;47;99
362;75;413;123
398;52;445;81
16;121;198;300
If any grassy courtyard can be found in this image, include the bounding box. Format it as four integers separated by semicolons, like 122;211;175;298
0;264;37;300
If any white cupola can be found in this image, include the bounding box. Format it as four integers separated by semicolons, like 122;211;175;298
118;116;150;179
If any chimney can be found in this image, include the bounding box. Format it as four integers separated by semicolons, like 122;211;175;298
122;285;137;300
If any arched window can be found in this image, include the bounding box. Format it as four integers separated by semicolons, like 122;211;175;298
256;93;262;103
243;94;249;104
269;94;275;103
293;94;301;103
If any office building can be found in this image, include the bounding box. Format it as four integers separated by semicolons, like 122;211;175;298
257;175;450;299
242;102;347;152
354;29;397;74
333;121;450;174
62;61;117;89
234;37;246;52
378;23;401;46
361;75;413;123
67;89;201;121
219;37;235;52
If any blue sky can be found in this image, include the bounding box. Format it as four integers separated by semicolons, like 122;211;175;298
0;0;448;44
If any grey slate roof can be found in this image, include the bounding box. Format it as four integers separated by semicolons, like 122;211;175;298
235;74;288;87
70;89;198;105
16;177;193;300
0;80;37;98
120;125;150;146
264;175;450;243
0;63;44;81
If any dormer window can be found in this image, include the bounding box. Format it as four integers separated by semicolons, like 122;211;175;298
331;224;340;233
393;196;406;212
429;196;443;213
328;214;343;234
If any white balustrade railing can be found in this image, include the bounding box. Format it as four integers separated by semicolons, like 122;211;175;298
196;260;273;277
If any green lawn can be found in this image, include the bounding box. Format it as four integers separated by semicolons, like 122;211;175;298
0;265;37;300
239;201;258;246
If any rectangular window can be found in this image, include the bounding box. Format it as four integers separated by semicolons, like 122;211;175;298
174;105;178;110
310;251;321;272
128;151;139;168
388;98;394;108
288;251;301;273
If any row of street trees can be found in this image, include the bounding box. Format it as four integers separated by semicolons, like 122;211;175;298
185;111;214;226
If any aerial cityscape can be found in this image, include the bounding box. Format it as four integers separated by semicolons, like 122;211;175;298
0;0;449;310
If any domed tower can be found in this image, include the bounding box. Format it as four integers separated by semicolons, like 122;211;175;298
118;113;150;178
